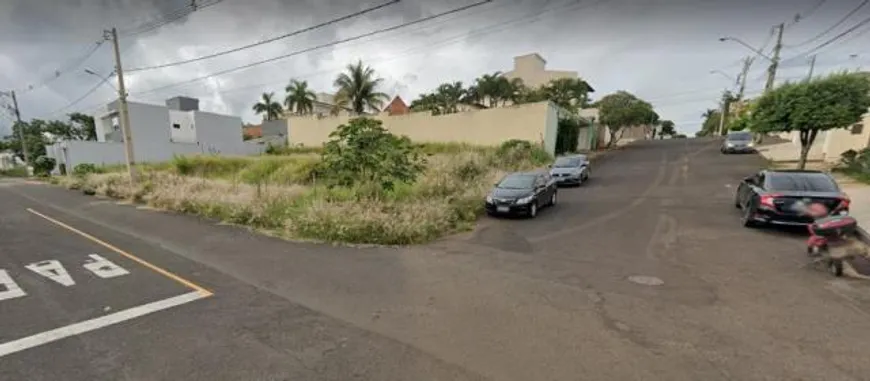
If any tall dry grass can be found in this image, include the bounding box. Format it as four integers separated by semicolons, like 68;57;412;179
56;144;547;245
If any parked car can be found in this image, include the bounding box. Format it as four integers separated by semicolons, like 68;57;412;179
549;154;590;186
485;171;557;218
734;169;850;228
721;131;756;154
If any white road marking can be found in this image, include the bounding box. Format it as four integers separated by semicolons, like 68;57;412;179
83;254;130;279
0;270;27;301
0;291;207;358
25;260;75;287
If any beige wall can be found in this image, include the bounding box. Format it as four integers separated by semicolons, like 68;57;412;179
822;113;870;161
287;101;559;154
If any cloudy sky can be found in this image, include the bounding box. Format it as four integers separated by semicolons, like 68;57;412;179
1;0;868;136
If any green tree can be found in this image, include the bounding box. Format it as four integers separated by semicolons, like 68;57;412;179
333;60;390;114
596;91;656;147
252;92;284;121
750;72;870;169
537;78;594;113
319;118;426;191
284;79;317;115
697;109;722;137
659;120;676;137
409;93;443;115
68;112;97;140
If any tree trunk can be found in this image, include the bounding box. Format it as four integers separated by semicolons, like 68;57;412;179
606;128;619;148
797;129;819;170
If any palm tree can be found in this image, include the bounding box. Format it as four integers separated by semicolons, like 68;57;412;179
252;92;283;121
333;60;389;114
702;109;717;119
284;79;317;115
435;81;466;114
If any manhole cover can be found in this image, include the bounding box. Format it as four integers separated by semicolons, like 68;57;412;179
628;275;664;286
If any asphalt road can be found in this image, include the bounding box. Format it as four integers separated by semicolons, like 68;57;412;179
3;138;870;380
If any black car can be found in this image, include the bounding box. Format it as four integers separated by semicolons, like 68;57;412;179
721;131;756;154
735;169;850;227
485;171;558;218
549;155;590;186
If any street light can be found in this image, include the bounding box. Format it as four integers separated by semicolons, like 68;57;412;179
84;68;118;91
718;37;774;62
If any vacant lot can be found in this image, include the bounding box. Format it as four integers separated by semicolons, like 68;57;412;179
53;141;552;245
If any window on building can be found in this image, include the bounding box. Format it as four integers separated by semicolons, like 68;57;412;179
851;123;864;135
172;123;181;129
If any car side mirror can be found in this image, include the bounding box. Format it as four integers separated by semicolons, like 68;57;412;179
743;176;754;184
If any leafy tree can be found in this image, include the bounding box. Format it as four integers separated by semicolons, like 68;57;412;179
750;72;870;169
537;78;594;113
252;92;284;121
319;117;426;191
409;93;443;115
68;112;97;140
596;91;657;147
469;72;524;108
697;109;722;137
555;117;590;154
284;79;317;115
659;120;676;138
333;60;389;114
410;81;472;115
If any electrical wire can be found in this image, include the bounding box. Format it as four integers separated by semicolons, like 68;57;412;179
125;0;401;72
786;0;830;28
121;0;225;37
12;40;106;94
157;0;607;99
132;0;495;97
782;15;870;64
41;74;114;119
786;0;868;48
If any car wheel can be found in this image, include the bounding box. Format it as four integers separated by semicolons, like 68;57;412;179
528;202;538;218
549;191;557;207
741;202;757;228
734;193;741;209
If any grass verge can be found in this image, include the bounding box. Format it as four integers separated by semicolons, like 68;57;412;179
55;143;550;245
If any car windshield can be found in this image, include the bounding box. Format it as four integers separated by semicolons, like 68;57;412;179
767;173;840;192
553;157;584;168
727;132;752;141
497;174;536;189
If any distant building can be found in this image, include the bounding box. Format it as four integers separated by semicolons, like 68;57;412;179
383;96;410;116
45;96;263;171
503;53;590;90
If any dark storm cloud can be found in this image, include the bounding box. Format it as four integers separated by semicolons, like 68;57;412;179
2;0;869;135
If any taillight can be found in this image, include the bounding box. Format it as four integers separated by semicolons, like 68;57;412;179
837;195;850;211
759;193;780;209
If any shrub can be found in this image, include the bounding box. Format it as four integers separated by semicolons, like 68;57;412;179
32;156;56;176
0;166;28;177
72;163;103;177
492;139;552;170
319;117;426;190
555;118;586;155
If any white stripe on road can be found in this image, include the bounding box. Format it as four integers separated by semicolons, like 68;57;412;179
0;291;207;358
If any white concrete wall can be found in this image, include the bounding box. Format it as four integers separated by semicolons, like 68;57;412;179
194;111;244;154
169;110;196;143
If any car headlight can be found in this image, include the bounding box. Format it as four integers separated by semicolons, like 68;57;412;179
747;141;754;147
517;195;534;204
485;194;493;203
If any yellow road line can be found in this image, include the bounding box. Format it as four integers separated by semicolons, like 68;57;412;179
26;208;213;297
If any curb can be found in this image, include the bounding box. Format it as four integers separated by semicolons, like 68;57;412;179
858;226;870;246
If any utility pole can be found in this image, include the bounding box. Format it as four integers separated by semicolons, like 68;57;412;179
737;56;753;100
8;91;31;164
764;23;785;93
806;55;816;81
718;92;733;136
106;27;137;186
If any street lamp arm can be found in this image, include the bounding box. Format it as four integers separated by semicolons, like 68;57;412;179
719;37;774;62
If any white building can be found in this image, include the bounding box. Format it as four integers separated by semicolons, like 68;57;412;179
46;96;263;171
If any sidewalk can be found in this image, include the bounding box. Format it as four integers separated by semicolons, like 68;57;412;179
839;177;870;244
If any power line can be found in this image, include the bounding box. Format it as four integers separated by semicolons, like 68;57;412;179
178;0;606;99
126;0;401;72
41;74;114;119
787;0;830;28
786;0;868;48
121;0;225;37
11;40;106;94
132;0;494;97
782;15;870;64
